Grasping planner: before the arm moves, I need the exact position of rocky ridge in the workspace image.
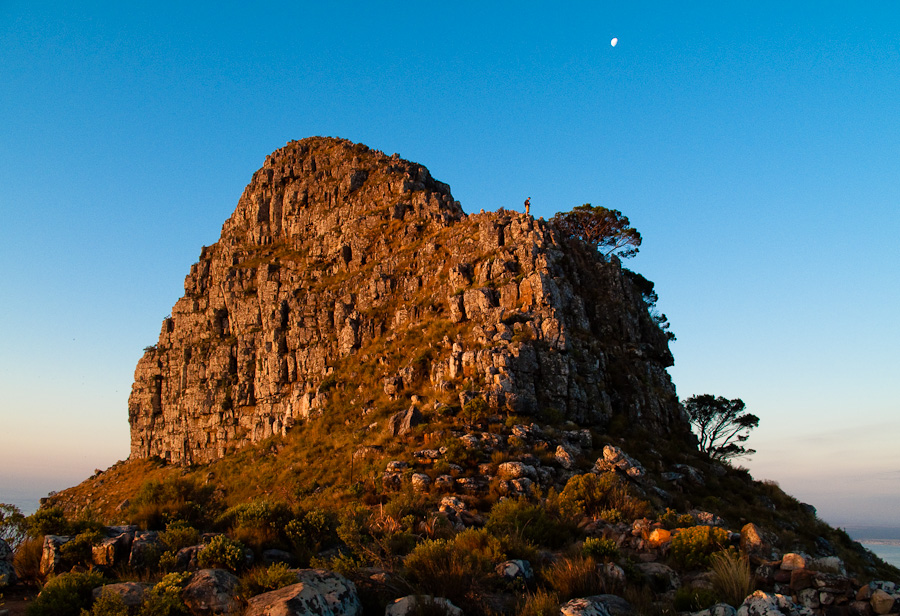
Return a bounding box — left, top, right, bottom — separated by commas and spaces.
129, 136, 686, 465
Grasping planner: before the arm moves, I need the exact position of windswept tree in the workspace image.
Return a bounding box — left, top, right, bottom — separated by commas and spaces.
684, 394, 759, 461
551, 204, 642, 258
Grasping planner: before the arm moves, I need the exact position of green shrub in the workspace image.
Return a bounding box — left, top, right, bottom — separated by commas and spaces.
26, 570, 106, 616
461, 397, 490, 423
197, 535, 245, 572
669, 526, 731, 569
138, 572, 191, 616
285, 508, 334, 559
403, 528, 505, 604
673, 586, 719, 612
26, 507, 73, 538
711, 549, 753, 607
486, 497, 570, 548
159, 521, 200, 552
238, 562, 298, 599
130, 477, 217, 530
659, 508, 697, 530
81, 587, 129, 616
216, 500, 292, 551
558, 472, 651, 521
59, 530, 103, 570
582, 536, 619, 561
542, 556, 605, 601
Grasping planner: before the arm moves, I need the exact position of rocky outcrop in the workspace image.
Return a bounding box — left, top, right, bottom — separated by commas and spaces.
129, 136, 688, 464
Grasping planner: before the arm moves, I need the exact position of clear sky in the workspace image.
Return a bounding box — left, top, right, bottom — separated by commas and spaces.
1, 1, 898, 526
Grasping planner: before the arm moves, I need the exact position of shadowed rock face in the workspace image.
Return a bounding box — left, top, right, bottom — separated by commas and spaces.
128, 136, 687, 465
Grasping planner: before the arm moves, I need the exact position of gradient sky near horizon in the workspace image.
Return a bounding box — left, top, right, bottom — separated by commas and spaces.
1, 1, 898, 525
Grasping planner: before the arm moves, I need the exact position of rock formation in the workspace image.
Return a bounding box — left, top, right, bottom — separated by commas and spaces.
129, 136, 687, 464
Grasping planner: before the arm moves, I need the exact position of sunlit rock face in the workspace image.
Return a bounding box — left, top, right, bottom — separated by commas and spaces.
128, 136, 686, 465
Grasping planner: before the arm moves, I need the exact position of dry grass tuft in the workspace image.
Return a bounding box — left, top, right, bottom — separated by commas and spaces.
711, 549, 753, 608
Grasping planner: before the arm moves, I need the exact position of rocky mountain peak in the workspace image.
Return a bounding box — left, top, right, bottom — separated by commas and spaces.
128, 137, 688, 465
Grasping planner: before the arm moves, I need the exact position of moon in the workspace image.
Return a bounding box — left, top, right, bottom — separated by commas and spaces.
611, 37, 618, 47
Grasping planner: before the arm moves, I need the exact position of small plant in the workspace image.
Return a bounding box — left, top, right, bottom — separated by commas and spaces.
82, 587, 129, 616
542, 556, 605, 601
238, 562, 298, 599
139, 572, 192, 616
403, 529, 505, 605
25, 570, 106, 616
517, 589, 560, 616
159, 520, 200, 552
668, 526, 731, 569
659, 508, 696, 530
461, 397, 490, 423
130, 476, 217, 530
197, 535, 245, 572
710, 549, 753, 607
486, 497, 570, 549
216, 500, 292, 551
59, 529, 103, 570
582, 536, 619, 561
673, 586, 719, 612
13, 536, 44, 583
557, 472, 651, 521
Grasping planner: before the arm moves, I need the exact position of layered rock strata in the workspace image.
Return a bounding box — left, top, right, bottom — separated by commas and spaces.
129, 137, 686, 464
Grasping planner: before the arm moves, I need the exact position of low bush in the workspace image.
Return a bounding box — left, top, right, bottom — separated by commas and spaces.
197, 535, 245, 572
285, 507, 334, 560
669, 526, 731, 569
542, 556, 606, 601
82, 587, 129, 616
139, 572, 191, 616
25, 507, 74, 538
403, 528, 505, 605
129, 477, 216, 530
238, 562, 298, 599
486, 497, 571, 549
659, 508, 696, 530
217, 500, 292, 552
25, 570, 106, 616
673, 586, 719, 612
58, 530, 103, 570
582, 536, 619, 561
159, 521, 200, 552
557, 472, 651, 522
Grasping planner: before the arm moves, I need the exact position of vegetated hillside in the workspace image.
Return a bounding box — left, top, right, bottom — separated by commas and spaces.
39, 137, 897, 616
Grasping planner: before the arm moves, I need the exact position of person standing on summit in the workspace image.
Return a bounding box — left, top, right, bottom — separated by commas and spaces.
524, 197, 531, 216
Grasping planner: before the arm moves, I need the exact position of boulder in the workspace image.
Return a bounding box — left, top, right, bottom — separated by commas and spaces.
386, 406, 424, 437
385, 595, 462, 616
181, 569, 241, 616
590, 594, 633, 616
561, 597, 613, 616
0, 560, 16, 587
496, 559, 534, 582
129, 531, 161, 569
635, 562, 680, 592
92, 533, 132, 567
555, 444, 577, 469
0, 538, 12, 562
691, 604, 738, 616
262, 549, 297, 567
737, 590, 816, 616
92, 582, 151, 608
781, 553, 808, 571
741, 523, 774, 564
40, 534, 73, 575
870, 590, 899, 615
411, 473, 431, 492
245, 569, 361, 616
498, 461, 536, 480
594, 445, 644, 478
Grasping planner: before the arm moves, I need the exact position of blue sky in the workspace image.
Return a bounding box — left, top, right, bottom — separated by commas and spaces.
1, 1, 898, 525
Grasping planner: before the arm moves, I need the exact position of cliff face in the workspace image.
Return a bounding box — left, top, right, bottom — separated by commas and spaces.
129, 137, 686, 464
